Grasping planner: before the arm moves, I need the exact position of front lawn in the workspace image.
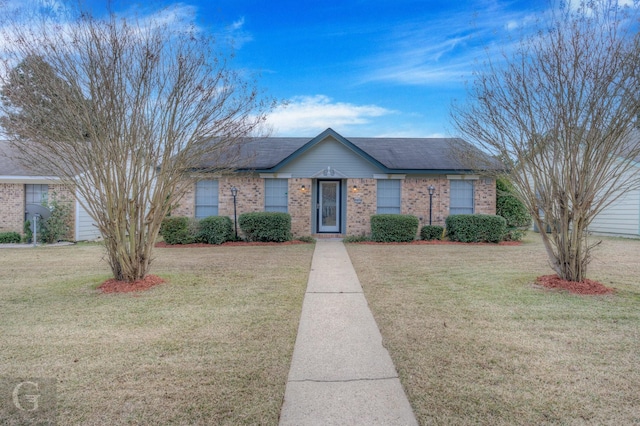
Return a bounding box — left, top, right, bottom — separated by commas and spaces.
346, 233, 640, 425
0, 243, 314, 425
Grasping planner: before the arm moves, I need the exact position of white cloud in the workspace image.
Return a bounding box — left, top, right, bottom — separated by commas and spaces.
361, 4, 542, 87
265, 95, 394, 136
221, 16, 253, 49
506, 20, 519, 30
230, 17, 245, 31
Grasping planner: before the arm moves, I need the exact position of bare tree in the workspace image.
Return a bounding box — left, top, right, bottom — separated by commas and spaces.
452, 0, 640, 282
0, 7, 272, 282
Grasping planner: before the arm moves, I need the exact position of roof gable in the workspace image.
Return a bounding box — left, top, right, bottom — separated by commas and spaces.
275, 133, 384, 177
267, 128, 387, 172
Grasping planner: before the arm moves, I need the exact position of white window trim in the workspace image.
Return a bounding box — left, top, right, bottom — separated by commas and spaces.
190, 173, 222, 179
373, 174, 406, 180
446, 174, 479, 180
260, 173, 292, 179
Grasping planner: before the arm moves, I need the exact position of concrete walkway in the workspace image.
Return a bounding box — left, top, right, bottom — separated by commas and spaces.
279, 240, 418, 426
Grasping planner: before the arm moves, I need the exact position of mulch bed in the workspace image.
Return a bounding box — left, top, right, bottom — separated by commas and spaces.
98, 274, 166, 294
536, 274, 615, 295
155, 240, 309, 248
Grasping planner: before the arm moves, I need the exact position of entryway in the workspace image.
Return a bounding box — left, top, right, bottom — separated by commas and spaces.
317, 180, 341, 233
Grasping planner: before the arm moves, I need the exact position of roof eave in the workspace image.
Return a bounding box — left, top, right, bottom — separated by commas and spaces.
0, 175, 62, 183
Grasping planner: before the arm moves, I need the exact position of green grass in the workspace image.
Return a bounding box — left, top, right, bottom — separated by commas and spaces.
0, 243, 314, 425
4, 234, 640, 425
346, 233, 640, 425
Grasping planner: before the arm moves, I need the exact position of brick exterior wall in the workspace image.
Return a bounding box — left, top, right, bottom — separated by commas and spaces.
346, 178, 377, 236
401, 177, 449, 227
171, 181, 195, 217
0, 183, 25, 234
170, 174, 497, 238
289, 178, 312, 236
0, 183, 76, 239
218, 176, 264, 217
473, 178, 497, 216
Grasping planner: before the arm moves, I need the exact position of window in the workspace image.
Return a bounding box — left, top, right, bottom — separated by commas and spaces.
377, 179, 401, 214
450, 180, 474, 214
265, 179, 288, 212
25, 184, 48, 205
195, 180, 218, 218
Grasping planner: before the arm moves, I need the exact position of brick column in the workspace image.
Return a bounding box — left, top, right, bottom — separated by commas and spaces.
289, 178, 312, 237
346, 178, 377, 236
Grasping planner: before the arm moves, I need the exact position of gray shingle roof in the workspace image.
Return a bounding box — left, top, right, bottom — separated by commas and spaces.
2, 129, 503, 176
236, 137, 310, 169
348, 137, 479, 170
0, 140, 37, 176
199, 129, 502, 172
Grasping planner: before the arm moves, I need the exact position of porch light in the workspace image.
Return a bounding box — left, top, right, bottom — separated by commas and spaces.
301, 184, 306, 192
352, 185, 358, 192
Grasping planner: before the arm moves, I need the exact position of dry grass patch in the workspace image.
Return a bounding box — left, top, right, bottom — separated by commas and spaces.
346, 234, 640, 425
0, 243, 314, 425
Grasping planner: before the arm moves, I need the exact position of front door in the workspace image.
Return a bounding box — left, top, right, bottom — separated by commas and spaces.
317, 180, 340, 233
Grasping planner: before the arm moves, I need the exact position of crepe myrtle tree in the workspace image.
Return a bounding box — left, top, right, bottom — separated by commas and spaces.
452, 0, 640, 282
0, 7, 273, 282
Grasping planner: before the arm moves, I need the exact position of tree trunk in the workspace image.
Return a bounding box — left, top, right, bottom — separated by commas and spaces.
537, 215, 589, 283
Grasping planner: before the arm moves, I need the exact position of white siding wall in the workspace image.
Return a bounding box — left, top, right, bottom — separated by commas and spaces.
280, 137, 381, 177
75, 195, 101, 241
589, 189, 640, 237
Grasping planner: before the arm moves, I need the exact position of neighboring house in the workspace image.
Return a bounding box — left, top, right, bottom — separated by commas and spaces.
587, 158, 640, 238
171, 128, 501, 237
588, 191, 640, 237
0, 140, 101, 241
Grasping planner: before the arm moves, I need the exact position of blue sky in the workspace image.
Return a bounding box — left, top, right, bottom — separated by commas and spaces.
201, 0, 545, 137
7, 0, 551, 137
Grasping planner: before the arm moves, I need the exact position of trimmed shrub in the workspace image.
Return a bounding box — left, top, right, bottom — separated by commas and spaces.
238, 212, 292, 242
370, 214, 419, 242
160, 216, 196, 245
420, 225, 444, 241
0, 232, 21, 244
297, 235, 316, 243
496, 178, 531, 242
446, 214, 507, 243
496, 178, 531, 228
503, 227, 526, 242
40, 193, 72, 243
23, 220, 33, 243
198, 216, 233, 245
342, 234, 370, 243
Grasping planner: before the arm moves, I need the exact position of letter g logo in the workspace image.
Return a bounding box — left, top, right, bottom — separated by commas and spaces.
12, 381, 40, 412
